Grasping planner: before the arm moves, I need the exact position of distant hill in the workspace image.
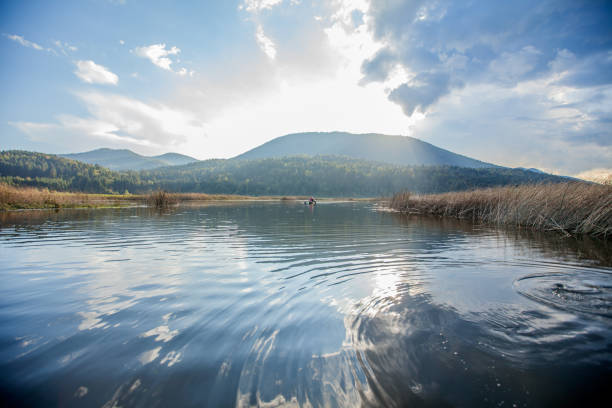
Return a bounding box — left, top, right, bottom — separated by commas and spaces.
0, 150, 141, 193
143, 155, 562, 196
516, 167, 546, 174
61, 148, 198, 171
235, 132, 494, 168
153, 152, 199, 166
0, 150, 570, 196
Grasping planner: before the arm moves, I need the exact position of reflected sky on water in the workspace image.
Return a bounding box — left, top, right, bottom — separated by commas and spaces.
0, 202, 610, 407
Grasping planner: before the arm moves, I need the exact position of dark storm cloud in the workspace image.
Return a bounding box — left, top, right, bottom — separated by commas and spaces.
388, 72, 463, 115
362, 0, 612, 113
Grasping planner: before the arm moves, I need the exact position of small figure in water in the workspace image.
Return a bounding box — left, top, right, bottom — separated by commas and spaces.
309, 196, 316, 205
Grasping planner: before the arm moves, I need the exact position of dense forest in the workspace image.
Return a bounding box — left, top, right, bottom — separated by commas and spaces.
1, 150, 567, 196
0, 151, 151, 193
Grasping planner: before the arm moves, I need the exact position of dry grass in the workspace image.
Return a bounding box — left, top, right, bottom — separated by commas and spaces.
0, 183, 95, 209
147, 190, 178, 208
389, 182, 612, 238
0, 184, 321, 210
0, 183, 143, 209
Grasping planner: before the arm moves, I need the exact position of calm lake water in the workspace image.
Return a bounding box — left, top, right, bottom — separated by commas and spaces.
1, 202, 611, 407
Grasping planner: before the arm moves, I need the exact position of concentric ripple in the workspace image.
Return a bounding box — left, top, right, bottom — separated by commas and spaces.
0, 203, 611, 407
514, 269, 612, 318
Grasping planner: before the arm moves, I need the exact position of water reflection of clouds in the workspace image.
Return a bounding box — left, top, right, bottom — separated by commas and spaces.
140, 313, 178, 343
2, 204, 611, 407
160, 350, 182, 367
138, 347, 161, 365
74, 253, 181, 332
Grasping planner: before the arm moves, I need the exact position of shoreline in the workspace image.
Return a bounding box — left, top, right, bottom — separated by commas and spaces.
0, 184, 377, 211
388, 182, 612, 239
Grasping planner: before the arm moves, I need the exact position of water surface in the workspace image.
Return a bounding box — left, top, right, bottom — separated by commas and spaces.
1, 202, 611, 407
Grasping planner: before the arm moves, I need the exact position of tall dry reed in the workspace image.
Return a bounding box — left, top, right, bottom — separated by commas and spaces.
0, 183, 90, 209
389, 182, 612, 238
147, 190, 178, 208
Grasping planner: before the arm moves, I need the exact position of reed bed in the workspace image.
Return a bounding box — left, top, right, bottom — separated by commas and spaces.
0, 184, 315, 210
389, 182, 612, 238
147, 190, 178, 208
0, 183, 97, 209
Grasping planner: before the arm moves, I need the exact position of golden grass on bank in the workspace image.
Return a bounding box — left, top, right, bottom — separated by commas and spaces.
389, 182, 612, 238
0, 183, 96, 209
0, 184, 320, 210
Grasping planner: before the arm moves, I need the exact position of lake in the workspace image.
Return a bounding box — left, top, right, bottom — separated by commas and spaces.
1, 202, 611, 407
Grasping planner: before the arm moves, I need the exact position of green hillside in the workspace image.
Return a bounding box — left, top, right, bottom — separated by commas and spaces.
0, 150, 148, 193
1, 150, 567, 196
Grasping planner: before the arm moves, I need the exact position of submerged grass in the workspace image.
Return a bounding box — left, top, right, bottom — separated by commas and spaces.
389, 182, 612, 239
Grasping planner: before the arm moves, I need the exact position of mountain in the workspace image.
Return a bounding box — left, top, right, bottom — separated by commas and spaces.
143, 155, 560, 196
152, 152, 199, 166
235, 132, 494, 168
1, 150, 569, 196
0, 150, 141, 193
61, 148, 198, 171
516, 167, 547, 174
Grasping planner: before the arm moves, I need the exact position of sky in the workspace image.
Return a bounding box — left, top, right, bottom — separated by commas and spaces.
0, 0, 611, 176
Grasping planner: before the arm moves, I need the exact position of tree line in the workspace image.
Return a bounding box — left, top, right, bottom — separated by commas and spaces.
0, 150, 566, 196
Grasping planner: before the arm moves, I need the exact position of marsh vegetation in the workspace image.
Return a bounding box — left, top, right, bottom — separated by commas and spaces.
389, 182, 612, 238
0, 183, 313, 210
0, 183, 129, 210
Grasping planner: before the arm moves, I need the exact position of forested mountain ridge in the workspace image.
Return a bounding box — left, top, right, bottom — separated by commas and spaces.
1, 150, 567, 196
0, 150, 149, 193
236, 132, 494, 168
61, 148, 198, 171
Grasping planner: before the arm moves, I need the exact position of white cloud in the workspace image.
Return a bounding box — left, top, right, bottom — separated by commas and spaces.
240, 0, 283, 12
4, 33, 78, 56
10, 91, 208, 153
574, 168, 612, 184
119, 39, 125, 45
53, 40, 78, 55
72, 91, 207, 146
489, 46, 542, 86
409, 79, 612, 174
4, 34, 44, 50
74, 60, 119, 85
163, 0, 411, 159
176, 67, 195, 77
8, 121, 57, 140
350, 0, 612, 173
58, 114, 126, 141
255, 24, 276, 60
193, 72, 412, 158
8, 0, 608, 174
133, 43, 180, 71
